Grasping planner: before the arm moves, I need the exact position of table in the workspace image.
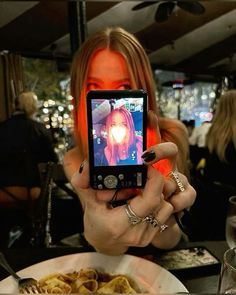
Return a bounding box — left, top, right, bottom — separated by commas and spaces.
175, 240, 228, 293
0, 240, 229, 293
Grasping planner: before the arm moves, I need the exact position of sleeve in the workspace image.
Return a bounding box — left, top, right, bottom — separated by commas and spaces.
189, 128, 198, 146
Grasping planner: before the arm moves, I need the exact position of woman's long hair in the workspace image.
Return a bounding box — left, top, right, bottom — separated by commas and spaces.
70, 26, 189, 175
206, 90, 236, 162
105, 107, 136, 165
70, 27, 157, 157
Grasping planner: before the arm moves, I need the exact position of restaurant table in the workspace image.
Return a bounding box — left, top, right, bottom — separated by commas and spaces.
0, 240, 229, 293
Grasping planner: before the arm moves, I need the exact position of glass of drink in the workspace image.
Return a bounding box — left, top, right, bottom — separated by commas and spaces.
218, 247, 236, 294
226, 196, 236, 248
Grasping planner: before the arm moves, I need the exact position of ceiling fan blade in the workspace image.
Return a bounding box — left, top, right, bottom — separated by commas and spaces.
177, 1, 205, 15
155, 1, 175, 23
132, 1, 157, 11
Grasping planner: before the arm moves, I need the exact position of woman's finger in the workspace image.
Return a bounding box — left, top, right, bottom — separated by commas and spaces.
71, 160, 127, 202
162, 171, 196, 211
129, 166, 164, 217
154, 200, 174, 225
71, 160, 90, 189
147, 110, 161, 147
142, 142, 178, 176
169, 183, 196, 212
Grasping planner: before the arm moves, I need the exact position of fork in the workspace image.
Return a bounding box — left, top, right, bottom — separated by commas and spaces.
0, 252, 43, 293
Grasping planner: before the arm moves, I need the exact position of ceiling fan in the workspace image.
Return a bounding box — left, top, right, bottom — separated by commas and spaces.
132, 1, 205, 23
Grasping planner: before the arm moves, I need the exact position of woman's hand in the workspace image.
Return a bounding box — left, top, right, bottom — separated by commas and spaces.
145, 111, 196, 215
65, 110, 196, 254
142, 144, 196, 214
141, 140, 196, 247
71, 140, 192, 255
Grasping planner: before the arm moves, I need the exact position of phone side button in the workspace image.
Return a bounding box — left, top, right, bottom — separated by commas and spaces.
137, 172, 142, 186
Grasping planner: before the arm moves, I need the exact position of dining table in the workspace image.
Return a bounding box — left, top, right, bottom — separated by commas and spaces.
0, 239, 229, 293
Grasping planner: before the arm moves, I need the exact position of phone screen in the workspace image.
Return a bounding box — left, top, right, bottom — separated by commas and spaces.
90, 96, 145, 167
86, 90, 147, 189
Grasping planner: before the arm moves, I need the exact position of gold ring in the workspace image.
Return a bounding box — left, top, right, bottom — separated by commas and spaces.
169, 170, 186, 192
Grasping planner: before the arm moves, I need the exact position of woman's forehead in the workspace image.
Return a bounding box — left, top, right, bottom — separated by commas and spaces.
88, 49, 129, 77
111, 111, 125, 121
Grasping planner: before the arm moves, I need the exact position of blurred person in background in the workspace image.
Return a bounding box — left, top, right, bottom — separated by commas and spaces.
189, 121, 212, 149
63, 27, 196, 255
188, 90, 236, 241
0, 91, 57, 248
204, 90, 236, 187
182, 119, 195, 137
189, 120, 212, 174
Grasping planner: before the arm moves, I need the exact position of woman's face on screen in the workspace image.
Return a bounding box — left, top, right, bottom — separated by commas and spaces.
110, 112, 128, 144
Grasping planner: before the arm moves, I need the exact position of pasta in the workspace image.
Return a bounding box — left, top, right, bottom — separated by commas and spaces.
38, 268, 145, 293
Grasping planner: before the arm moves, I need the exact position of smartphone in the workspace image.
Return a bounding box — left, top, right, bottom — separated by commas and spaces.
154, 246, 221, 276
86, 89, 147, 190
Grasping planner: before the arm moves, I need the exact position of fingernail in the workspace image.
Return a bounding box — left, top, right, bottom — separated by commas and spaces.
141, 150, 156, 162
79, 162, 84, 173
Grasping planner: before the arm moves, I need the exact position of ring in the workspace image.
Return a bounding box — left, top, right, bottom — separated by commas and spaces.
124, 204, 168, 232
169, 170, 185, 192
124, 204, 143, 225
143, 215, 168, 232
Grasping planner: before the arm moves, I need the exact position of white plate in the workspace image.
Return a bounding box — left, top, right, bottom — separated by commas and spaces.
0, 252, 188, 293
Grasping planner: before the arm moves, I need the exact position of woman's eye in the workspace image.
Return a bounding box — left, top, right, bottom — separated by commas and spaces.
87, 83, 100, 91
120, 123, 127, 128
117, 84, 131, 90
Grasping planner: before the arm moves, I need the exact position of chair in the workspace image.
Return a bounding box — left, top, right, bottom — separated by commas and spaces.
0, 153, 43, 248
30, 162, 54, 247
32, 162, 84, 247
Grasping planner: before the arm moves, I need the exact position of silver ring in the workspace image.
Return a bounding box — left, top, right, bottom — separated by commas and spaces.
124, 204, 143, 225
169, 170, 185, 192
124, 204, 168, 232
143, 215, 168, 232
143, 215, 159, 228
159, 223, 169, 232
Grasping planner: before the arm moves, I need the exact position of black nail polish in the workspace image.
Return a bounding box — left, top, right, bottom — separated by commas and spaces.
141, 150, 156, 162
79, 162, 84, 173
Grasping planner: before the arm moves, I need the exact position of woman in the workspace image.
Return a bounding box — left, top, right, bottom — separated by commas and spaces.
0, 91, 57, 247
63, 27, 196, 254
101, 106, 142, 166
204, 90, 236, 187
0, 91, 57, 204
187, 90, 236, 241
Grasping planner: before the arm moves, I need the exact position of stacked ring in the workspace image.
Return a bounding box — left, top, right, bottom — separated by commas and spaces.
143, 215, 168, 232
124, 204, 168, 232
124, 204, 143, 225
